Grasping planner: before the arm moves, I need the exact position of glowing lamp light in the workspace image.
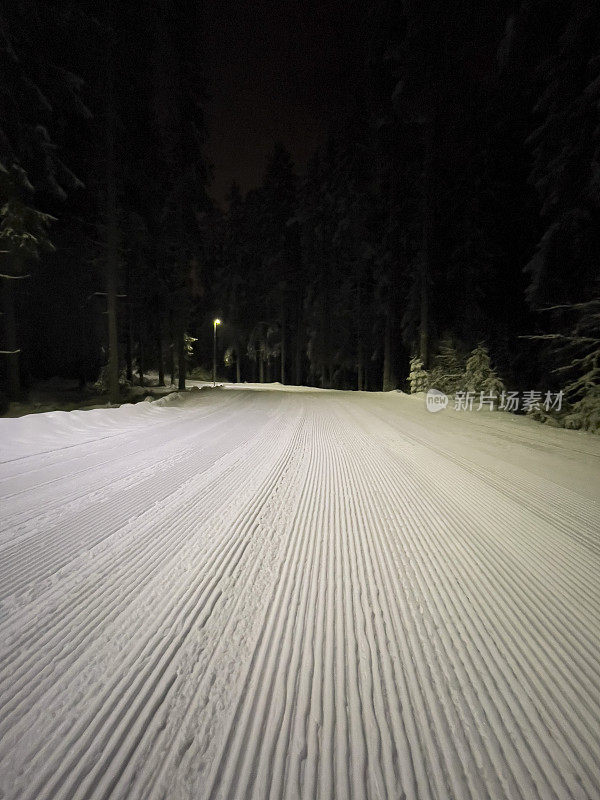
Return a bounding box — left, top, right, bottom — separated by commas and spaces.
213, 319, 222, 386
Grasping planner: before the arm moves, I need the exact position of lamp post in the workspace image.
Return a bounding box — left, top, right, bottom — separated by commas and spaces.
213, 318, 221, 386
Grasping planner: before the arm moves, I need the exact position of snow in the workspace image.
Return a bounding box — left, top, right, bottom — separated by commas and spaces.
0, 385, 599, 800
2, 377, 179, 419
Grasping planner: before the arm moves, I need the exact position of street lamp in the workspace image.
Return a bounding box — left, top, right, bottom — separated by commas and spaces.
213, 318, 221, 386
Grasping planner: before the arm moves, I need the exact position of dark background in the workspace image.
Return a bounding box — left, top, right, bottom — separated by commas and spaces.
202, 0, 365, 205
0, 0, 598, 424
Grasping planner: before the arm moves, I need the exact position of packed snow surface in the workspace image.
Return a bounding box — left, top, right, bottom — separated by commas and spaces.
1, 385, 599, 800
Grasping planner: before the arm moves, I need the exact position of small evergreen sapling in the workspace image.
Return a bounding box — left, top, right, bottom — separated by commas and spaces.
408, 356, 428, 393
463, 344, 505, 396
428, 340, 465, 394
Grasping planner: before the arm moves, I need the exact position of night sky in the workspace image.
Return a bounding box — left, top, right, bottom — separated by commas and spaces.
201, 0, 364, 206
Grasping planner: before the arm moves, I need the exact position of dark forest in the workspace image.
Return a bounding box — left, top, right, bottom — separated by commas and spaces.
1, 0, 599, 429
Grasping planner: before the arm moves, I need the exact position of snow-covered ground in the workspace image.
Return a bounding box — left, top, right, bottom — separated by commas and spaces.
0, 385, 599, 800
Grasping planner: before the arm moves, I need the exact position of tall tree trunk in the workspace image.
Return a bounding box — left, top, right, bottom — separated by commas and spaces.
156, 317, 165, 386
356, 279, 363, 391
125, 313, 133, 384
280, 296, 286, 384
168, 308, 175, 385
177, 324, 186, 390
259, 352, 264, 383
235, 340, 241, 383
2, 279, 20, 399
294, 313, 303, 387
357, 339, 364, 392
125, 266, 133, 384
322, 311, 331, 389
382, 307, 395, 391
363, 323, 369, 392
419, 272, 428, 366
322, 266, 333, 388
138, 325, 145, 387
419, 115, 435, 367
104, 12, 120, 405
105, 246, 120, 404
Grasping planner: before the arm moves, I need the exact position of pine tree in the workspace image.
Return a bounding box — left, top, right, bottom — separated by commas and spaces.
260, 143, 299, 385
387, 2, 502, 365
152, 0, 208, 391
299, 148, 337, 387
529, 298, 600, 432
564, 387, 600, 433
428, 339, 465, 394
102, 6, 121, 404
463, 344, 505, 395
0, 167, 55, 397
0, 1, 85, 398
523, 0, 600, 309
330, 120, 377, 391
216, 182, 250, 382
555, 300, 600, 398
297, 127, 379, 390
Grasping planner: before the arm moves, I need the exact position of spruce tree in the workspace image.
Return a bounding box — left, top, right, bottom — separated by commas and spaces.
428, 339, 465, 394
529, 298, 600, 432
524, 0, 600, 309
0, 1, 85, 398
463, 344, 505, 395
0, 167, 55, 397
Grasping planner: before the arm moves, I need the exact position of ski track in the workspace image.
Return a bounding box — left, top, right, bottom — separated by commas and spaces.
0, 387, 599, 800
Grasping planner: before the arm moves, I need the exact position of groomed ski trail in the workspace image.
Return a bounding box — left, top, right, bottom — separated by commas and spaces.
0, 386, 599, 800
